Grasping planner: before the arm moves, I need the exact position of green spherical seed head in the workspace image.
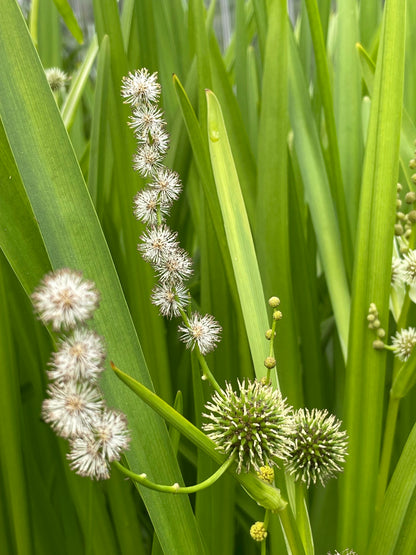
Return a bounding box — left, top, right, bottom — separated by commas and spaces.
373, 339, 385, 351
264, 356, 276, 369
406, 191, 416, 204
273, 310, 283, 321
265, 329, 274, 340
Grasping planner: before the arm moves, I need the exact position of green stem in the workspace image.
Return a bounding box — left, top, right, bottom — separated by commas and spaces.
113, 455, 235, 494
375, 394, 400, 512
295, 481, 315, 555
29, 0, 39, 49
278, 504, 306, 555
261, 510, 271, 555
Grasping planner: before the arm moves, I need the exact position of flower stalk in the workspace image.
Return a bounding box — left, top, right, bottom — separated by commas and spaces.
113, 455, 235, 494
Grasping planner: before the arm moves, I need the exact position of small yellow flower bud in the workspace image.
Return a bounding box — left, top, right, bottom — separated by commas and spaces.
396, 198, 402, 208
257, 465, 275, 484
373, 339, 385, 351
377, 328, 386, 339
409, 159, 416, 169
273, 310, 283, 321
265, 329, 274, 340
250, 522, 267, 542
264, 356, 276, 369
397, 183, 403, 192
369, 302, 377, 312
373, 319, 381, 329
405, 229, 412, 239
268, 296, 280, 308
412, 174, 416, 184
260, 376, 270, 385
405, 191, 416, 204
367, 314, 375, 322
397, 212, 405, 220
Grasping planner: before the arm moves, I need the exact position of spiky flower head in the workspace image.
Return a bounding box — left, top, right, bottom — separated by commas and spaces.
285, 408, 348, 488
32, 268, 100, 331
151, 282, 190, 318
45, 67, 68, 92
250, 522, 267, 542
133, 188, 170, 225
392, 327, 416, 361
178, 312, 222, 355
401, 249, 416, 286
203, 380, 294, 473
48, 328, 106, 383
121, 68, 161, 106
133, 143, 163, 177
149, 167, 182, 205
138, 224, 179, 265
42, 381, 104, 439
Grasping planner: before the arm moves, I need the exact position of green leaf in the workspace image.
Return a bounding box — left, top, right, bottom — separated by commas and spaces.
0, 2, 207, 553
51, 0, 83, 44
61, 35, 98, 130
368, 421, 416, 553
339, 0, 406, 550
206, 90, 269, 378
288, 25, 350, 357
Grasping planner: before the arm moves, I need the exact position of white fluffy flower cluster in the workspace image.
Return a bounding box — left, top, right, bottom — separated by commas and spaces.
32, 269, 130, 480
122, 69, 221, 355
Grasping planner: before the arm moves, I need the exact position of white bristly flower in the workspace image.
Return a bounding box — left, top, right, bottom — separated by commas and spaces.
149, 167, 182, 205
42, 381, 104, 438
151, 282, 190, 318
67, 436, 110, 480
154, 247, 193, 285
392, 327, 416, 361
48, 328, 106, 383
285, 408, 348, 488
401, 249, 416, 286
391, 257, 404, 286
129, 104, 165, 136
121, 68, 161, 106
67, 409, 130, 480
149, 127, 170, 156
92, 409, 130, 462
133, 143, 163, 177
178, 312, 222, 355
32, 268, 100, 331
138, 225, 179, 264
45, 67, 68, 92
133, 188, 170, 225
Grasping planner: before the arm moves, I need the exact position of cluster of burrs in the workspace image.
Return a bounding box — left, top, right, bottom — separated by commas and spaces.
32, 269, 130, 480
121, 68, 222, 356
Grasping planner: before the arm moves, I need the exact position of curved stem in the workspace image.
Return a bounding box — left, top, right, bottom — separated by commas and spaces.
113, 455, 235, 494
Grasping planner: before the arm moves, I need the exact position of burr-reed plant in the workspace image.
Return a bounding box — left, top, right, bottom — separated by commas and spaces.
2, 0, 416, 554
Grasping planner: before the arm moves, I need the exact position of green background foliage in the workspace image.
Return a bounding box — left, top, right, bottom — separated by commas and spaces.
0, 0, 415, 553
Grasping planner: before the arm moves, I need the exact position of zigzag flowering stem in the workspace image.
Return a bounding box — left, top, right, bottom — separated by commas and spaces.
113, 454, 235, 494
111, 362, 286, 510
